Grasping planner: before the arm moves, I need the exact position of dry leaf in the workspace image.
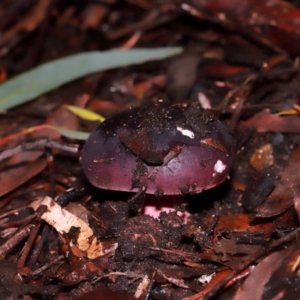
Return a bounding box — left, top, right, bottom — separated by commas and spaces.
30, 196, 117, 259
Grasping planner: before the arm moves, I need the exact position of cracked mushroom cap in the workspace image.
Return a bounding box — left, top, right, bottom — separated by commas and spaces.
82, 102, 233, 195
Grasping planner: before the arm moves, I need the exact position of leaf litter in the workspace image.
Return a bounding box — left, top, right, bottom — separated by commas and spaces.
1, 1, 300, 299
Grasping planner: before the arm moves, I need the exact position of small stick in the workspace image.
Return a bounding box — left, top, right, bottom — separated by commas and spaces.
0, 224, 35, 259
0, 138, 79, 162
17, 223, 41, 269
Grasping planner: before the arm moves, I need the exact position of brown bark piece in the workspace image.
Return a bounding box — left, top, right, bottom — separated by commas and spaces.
255, 145, 300, 218
189, 0, 300, 54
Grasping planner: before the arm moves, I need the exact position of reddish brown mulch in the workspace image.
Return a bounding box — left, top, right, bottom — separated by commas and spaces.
1, 1, 300, 299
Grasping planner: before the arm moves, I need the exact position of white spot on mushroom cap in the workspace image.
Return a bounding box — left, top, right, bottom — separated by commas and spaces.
214, 160, 227, 173
176, 126, 195, 139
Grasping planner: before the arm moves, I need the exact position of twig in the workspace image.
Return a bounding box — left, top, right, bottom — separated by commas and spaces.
0, 224, 35, 259
0, 138, 79, 162
17, 223, 41, 269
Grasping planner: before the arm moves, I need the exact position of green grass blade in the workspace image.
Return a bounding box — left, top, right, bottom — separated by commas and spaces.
53, 127, 89, 140
0, 47, 182, 112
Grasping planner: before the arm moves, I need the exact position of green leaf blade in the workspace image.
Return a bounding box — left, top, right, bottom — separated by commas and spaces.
0, 47, 182, 112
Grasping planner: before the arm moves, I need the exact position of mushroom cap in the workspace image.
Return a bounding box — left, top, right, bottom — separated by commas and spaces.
82, 102, 233, 195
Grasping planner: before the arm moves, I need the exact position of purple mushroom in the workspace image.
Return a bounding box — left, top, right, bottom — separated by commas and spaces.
82, 102, 233, 196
